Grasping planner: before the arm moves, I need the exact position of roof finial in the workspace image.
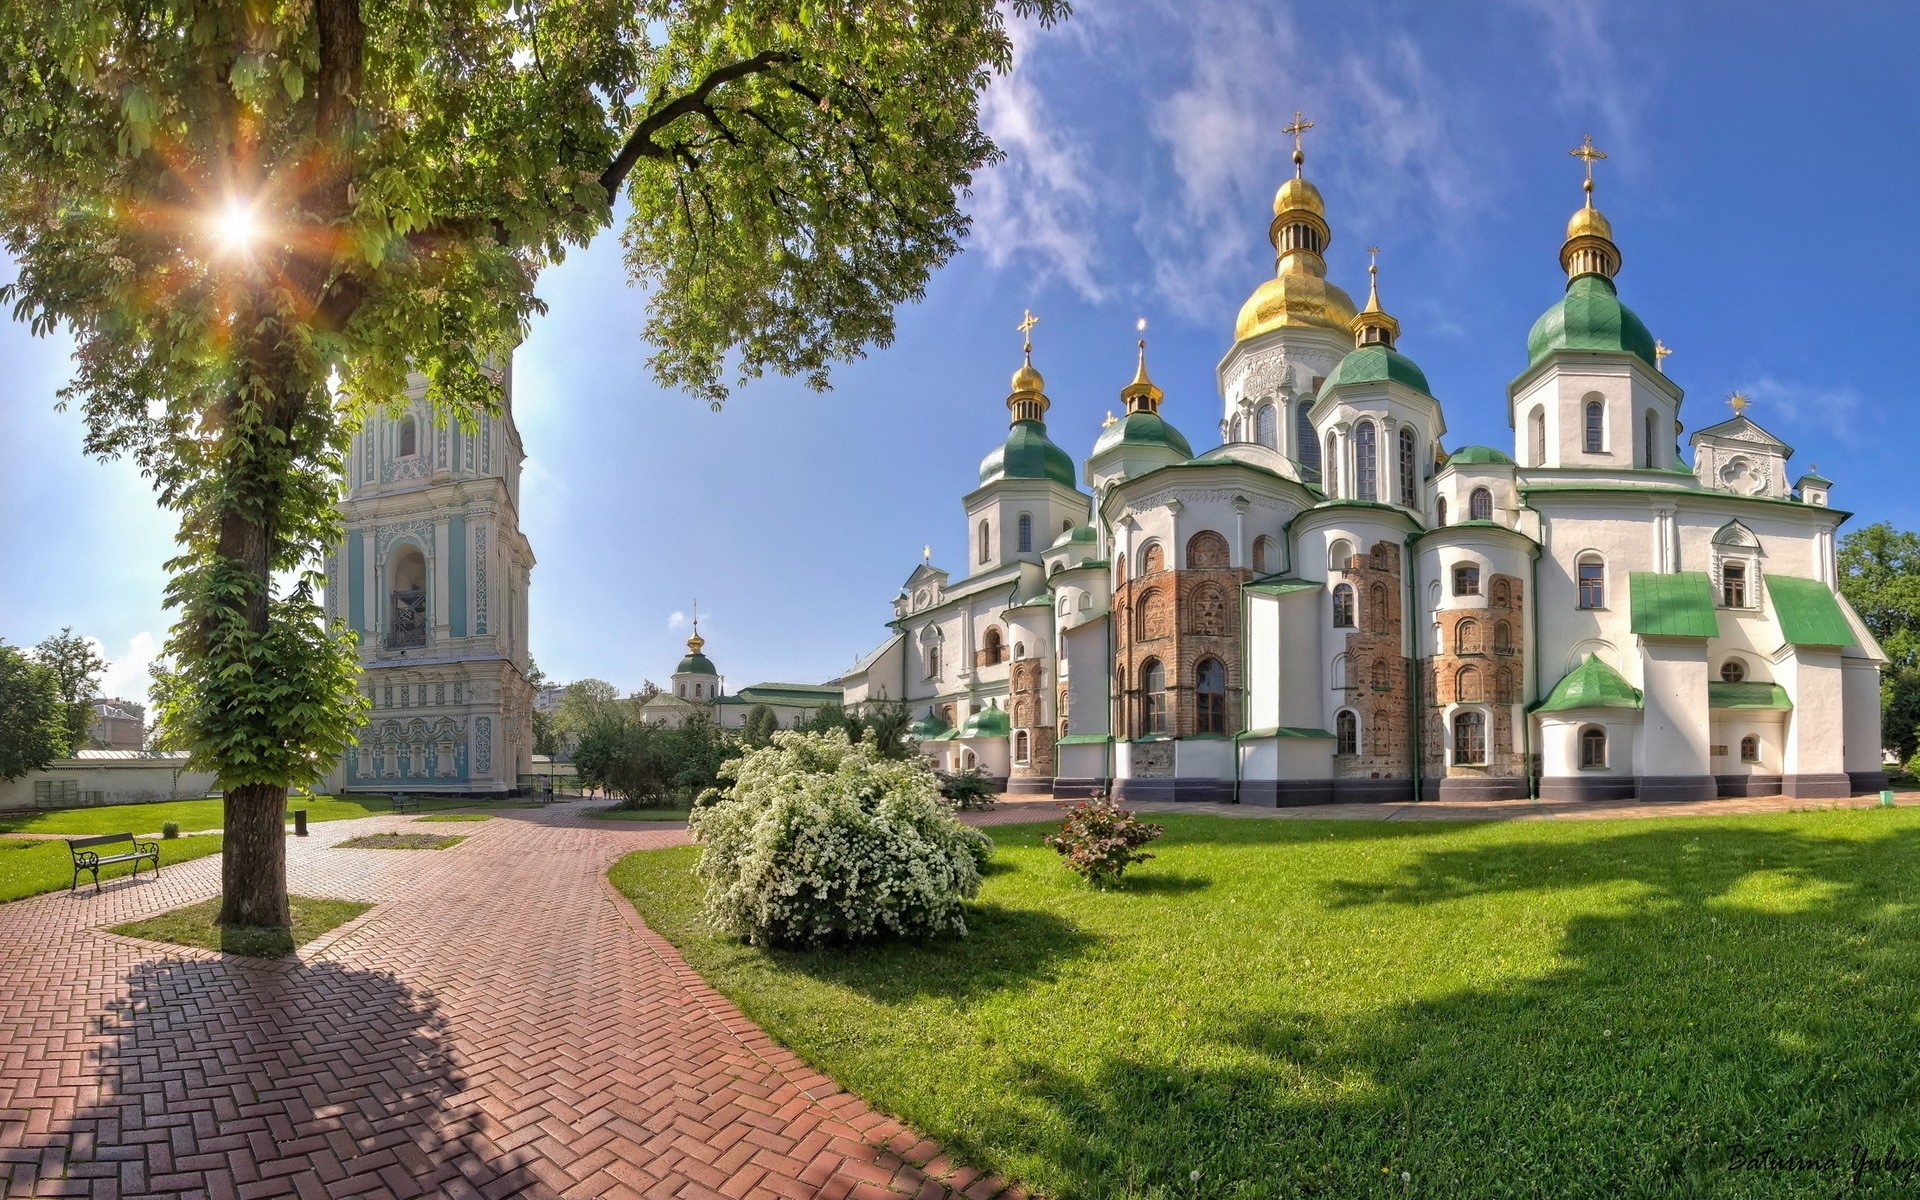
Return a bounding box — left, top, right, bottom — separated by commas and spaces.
1728, 390, 1750, 416
922, 544, 932, 562
1283, 110, 1314, 177
1121, 317, 1164, 414
1654, 340, 1672, 373
1017, 308, 1039, 361
1571, 133, 1607, 207
1351, 245, 1399, 349
1365, 245, 1382, 308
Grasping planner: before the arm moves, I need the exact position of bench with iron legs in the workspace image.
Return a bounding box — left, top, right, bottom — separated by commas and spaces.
66, 832, 161, 895
390, 794, 421, 813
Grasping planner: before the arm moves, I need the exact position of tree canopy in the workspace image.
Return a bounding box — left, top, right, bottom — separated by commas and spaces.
0, 640, 68, 782
1839, 523, 1920, 762
34, 628, 108, 750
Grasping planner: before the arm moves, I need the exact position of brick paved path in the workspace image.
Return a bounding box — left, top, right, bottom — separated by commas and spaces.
0, 802, 1038, 1200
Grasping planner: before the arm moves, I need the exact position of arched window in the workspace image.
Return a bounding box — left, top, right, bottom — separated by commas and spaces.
397, 415, 419, 459
1139, 658, 1168, 735
1585, 398, 1604, 453
1196, 658, 1228, 734
1253, 535, 1275, 575
1336, 710, 1358, 755
1355, 421, 1378, 501
1577, 555, 1605, 609
1017, 513, 1033, 553
1014, 730, 1030, 764
1494, 621, 1513, 654
1134, 588, 1162, 642
1329, 538, 1352, 572
1186, 530, 1230, 569
1453, 564, 1480, 596
1490, 578, 1511, 607
1332, 583, 1356, 628
678, 683, 687, 697
1436, 496, 1448, 527
1452, 710, 1486, 765
982, 626, 1004, 664
1297, 405, 1321, 479
1050, 562, 1064, 578
1740, 735, 1760, 763
1469, 487, 1493, 522
1399, 428, 1417, 506
387, 545, 428, 649
1457, 619, 1482, 654
1324, 431, 1340, 495
1331, 652, 1349, 691
1230, 416, 1245, 443
1369, 583, 1388, 627
1140, 542, 1164, 575
1457, 665, 1482, 701
978, 519, 991, 564
1256, 402, 1278, 448
1580, 726, 1608, 769
1643, 409, 1658, 469
1530, 408, 1547, 466
927, 646, 942, 678
1014, 641, 1026, 659
1721, 658, 1747, 683
1370, 659, 1391, 692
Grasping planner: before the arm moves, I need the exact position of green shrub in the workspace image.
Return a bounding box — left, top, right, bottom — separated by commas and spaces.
161, 821, 180, 840
1043, 798, 1163, 887
936, 766, 997, 810
690, 730, 991, 947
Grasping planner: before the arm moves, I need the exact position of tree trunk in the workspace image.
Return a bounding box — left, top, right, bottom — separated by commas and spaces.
219, 782, 290, 928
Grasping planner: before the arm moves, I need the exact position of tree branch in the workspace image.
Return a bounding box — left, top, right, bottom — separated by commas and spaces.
599, 48, 800, 203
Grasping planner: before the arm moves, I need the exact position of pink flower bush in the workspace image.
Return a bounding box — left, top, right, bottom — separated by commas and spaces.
1043, 798, 1163, 887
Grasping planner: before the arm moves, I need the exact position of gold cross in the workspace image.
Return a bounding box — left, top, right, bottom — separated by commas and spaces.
1654, 340, 1672, 373
1366, 245, 1381, 277
1728, 390, 1750, 416
1283, 110, 1314, 175
1103, 410, 1118, 428
1570, 133, 1607, 198
1017, 308, 1039, 354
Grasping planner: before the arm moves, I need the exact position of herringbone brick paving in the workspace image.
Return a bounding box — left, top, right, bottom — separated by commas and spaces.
0, 801, 1045, 1200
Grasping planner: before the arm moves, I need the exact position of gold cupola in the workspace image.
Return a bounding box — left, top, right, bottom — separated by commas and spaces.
1233, 111, 1358, 342
1560, 133, 1621, 281
1007, 308, 1049, 423
1351, 246, 1400, 349
1121, 323, 1164, 415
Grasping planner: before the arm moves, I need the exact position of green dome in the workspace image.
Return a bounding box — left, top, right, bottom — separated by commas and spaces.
676, 653, 717, 676
980, 420, 1077, 488
1446, 445, 1515, 467
1525, 274, 1657, 369
1319, 343, 1432, 397
1051, 524, 1097, 549
959, 706, 1012, 738
1091, 411, 1194, 460
1535, 654, 1643, 713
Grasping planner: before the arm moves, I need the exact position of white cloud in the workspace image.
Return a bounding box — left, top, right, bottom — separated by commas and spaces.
667, 610, 688, 631
1732, 375, 1868, 448
93, 631, 160, 706
1505, 0, 1645, 169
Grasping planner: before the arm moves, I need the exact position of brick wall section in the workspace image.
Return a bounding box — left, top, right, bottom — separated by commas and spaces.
1009, 658, 1055, 778
1113, 536, 1247, 740
1420, 572, 1528, 778
1336, 541, 1411, 779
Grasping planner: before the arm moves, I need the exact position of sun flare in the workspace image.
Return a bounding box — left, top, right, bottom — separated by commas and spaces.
212, 200, 260, 253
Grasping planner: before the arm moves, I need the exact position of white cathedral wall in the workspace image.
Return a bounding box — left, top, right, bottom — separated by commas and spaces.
1061, 619, 1109, 740
1539, 713, 1638, 777
1777, 649, 1847, 779
1843, 658, 1885, 777
1511, 357, 1679, 472
1636, 640, 1711, 779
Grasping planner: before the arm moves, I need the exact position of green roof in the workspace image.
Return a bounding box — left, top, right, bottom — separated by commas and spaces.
1091, 410, 1194, 460
1767, 575, 1856, 647
1525, 274, 1658, 371
1708, 682, 1792, 710
907, 713, 953, 738
1319, 343, 1431, 397
1056, 733, 1113, 745
733, 683, 844, 704
1446, 445, 1515, 467
1244, 578, 1321, 597
1051, 524, 1098, 549
1629, 572, 1719, 638
958, 707, 1011, 738
1237, 726, 1337, 740
675, 653, 717, 675
980, 419, 1077, 488
1797, 470, 1834, 487
1535, 655, 1643, 713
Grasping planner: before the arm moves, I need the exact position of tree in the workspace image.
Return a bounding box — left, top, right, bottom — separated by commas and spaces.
553, 678, 623, 752
797, 700, 862, 740
0, 0, 1067, 930
858, 698, 915, 760
32, 628, 107, 752
0, 640, 68, 781
1839, 523, 1920, 758
742, 703, 781, 747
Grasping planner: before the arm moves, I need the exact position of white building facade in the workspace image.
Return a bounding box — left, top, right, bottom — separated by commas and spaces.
843, 143, 1885, 803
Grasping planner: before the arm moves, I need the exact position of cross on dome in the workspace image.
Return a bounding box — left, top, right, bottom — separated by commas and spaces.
1283, 110, 1314, 175
1570, 133, 1608, 203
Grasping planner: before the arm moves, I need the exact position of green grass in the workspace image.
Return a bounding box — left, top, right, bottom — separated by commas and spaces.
613, 809, 1920, 1199
111, 894, 372, 958
0, 794, 542, 837
587, 803, 694, 821
414, 813, 493, 823
335, 833, 465, 850
0, 833, 224, 904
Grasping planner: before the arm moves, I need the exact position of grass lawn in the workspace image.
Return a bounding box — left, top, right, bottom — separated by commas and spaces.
588, 803, 693, 821
0, 833, 224, 904
111, 894, 372, 958
415, 813, 492, 823
0, 794, 539, 837
614, 809, 1920, 1199
335, 833, 465, 850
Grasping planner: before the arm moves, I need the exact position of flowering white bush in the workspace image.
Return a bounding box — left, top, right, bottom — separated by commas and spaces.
689, 730, 992, 947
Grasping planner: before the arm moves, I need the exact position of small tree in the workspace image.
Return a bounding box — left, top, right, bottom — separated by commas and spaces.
32, 628, 107, 753
0, 640, 68, 781
859, 698, 916, 760
670, 711, 737, 798
742, 703, 781, 747
1044, 799, 1164, 888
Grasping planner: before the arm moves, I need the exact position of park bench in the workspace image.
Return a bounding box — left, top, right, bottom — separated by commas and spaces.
66, 833, 160, 896
390, 794, 422, 813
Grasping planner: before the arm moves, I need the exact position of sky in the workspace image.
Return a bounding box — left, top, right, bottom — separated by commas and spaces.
5, 0, 1920, 702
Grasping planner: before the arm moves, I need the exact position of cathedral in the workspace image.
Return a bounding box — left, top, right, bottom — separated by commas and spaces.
323, 363, 537, 794
842, 131, 1888, 805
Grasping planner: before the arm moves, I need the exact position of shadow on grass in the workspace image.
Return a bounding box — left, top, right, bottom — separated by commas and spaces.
774, 901, 1099, 1005
976, 818, 1920, 1198
1105, 871, 1210, 897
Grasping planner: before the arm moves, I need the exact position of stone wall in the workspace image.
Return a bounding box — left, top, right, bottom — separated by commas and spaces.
1420, 570, 1528, 780
1112, 535, 1246, 739
1335, 541, 1410, 779
1009, 657, 1054, 779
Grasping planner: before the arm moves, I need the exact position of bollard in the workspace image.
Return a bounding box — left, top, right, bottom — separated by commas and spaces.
1882, 790, 1896, 809
294, 808, 309, 836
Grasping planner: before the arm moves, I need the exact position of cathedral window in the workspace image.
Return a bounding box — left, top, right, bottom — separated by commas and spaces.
1018, 513, 1033, 553
1578, 556, 1605, 608
1195, 658, 1227, 734
982, 627, 1005, 664
1329, 539, 1352, 572
1370, 659, 1391, 693
398, 414, 418, 458
1721, 561, 1748, 608
1335, 710, 1358, 755
1253, 535, 1275, 575
679, 684, 686, 697
1457, 619, 1482, 654
1721, 658, 1747, 683
1469, 488, 1493, 522
1452, 711, 1487, 765
1354, 421, 1378, 501
978, 520, 991, 564
387, 546, 428, 649
1014, 730, 1030, 765
927, 646, 942, 679
1186, 530, 1230, 569
1014, 641, 1025, 659
1584, 399, 1605, 454
1740, 735, 1761, 763
1580, 726, 1608, 769
1457, 665, 1483, 701
1140, 542, 1164, 575
1530, 408, 1547, 466
1257, 403, 1278, 448
1139, 658, 1168, 735
1332, 583, 1355, 628
1297, 405, 1320, 479
1644, 409, 1658, 469
1453, 564, 1480, 596
1398, 428, 1417, 507
1435, 496, 1448, 527
1324, 432, 1339, 496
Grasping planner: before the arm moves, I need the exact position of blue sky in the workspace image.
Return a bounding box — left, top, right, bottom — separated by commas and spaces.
4, 0, 1919, 701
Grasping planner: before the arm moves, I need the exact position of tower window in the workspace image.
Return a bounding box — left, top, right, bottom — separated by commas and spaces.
1453, 564, 1480, 596
1585, 399, 1604, 454
1644, 409, 1658, 469
1578, 558, 1605, 609
1721, 561, 1748, 608
1196, 658, 1227, 734
1531, 408, 1547, 466
1469, 487, 1493, 522
1256, 403, 1278, 448
978, 520, 991, 564
1436, 496, 1448, 527
1399, 428, 1417, 507
1018, 513, 1033, 553
1324, 431, 1339, 496
1297, 405, 1320, 479
1452, 711, 1486, 766
1355, 421, 1378, 502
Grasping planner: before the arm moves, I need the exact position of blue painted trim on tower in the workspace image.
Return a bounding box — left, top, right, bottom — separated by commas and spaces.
449, 513, 468, 638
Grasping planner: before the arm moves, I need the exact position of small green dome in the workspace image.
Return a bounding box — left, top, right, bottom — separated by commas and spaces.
959, 706, 1012, 738
1446, 445, 1515, 467
1091, 411, 1194, 460
980, 420, 1077, 488
1525, 274, 1657, 369
676, 653, 717, 676
1051, 524, 1097, 549
1318, 343, 1432, 397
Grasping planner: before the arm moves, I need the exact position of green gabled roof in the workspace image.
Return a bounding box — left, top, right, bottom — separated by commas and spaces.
1319, 343, 1432, 397
1767, 575, 1856, 647
1090, 410, 1194, 460
979, 419, 1078, 488
1051, 524, 1097, 549
1796, 470, 1834, 487
1629, 572, 1719, 638
1708, 682, 1792, 710
1446, 445, 1515, 467
958, 706, 1011, 738
734, 683, 844, 705
1056, 733, 1113, 746
1237, 726, 1338, 740
1535, 655, 1643, 713
1524, 273, 1659, 370
1244, 577, 1321, 597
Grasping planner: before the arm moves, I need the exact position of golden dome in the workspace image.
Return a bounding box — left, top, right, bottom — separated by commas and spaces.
1234, 269, 1358, 341
1273, 175, 1325, 218
1565, 204, 1613, 241
1010, 359, 1045, 394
